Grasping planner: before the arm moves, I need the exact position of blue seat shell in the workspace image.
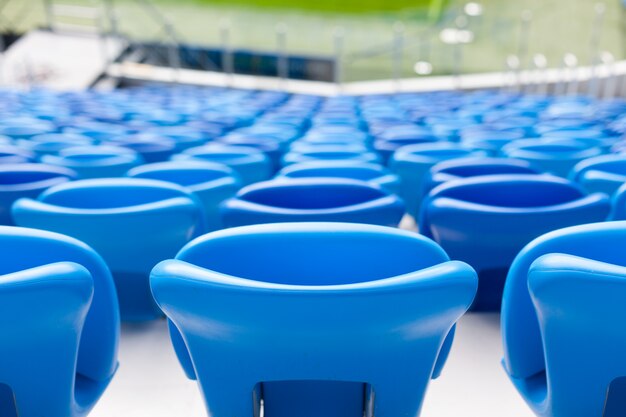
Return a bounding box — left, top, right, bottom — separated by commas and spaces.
420, 174, 611, 310
502, 222, 626, 417
0, 226, 119, 417
150, 222, 477, 417
12, 178, 203, 320
221, 178, 405, 228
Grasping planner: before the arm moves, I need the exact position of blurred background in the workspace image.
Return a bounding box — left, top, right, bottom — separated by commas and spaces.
1, 0, 625, 82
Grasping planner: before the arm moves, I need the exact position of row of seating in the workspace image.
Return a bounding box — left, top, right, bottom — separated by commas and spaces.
0, 86, 625, 417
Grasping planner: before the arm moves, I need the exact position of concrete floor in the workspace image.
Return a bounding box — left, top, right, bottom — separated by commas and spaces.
91, 313, 535, 417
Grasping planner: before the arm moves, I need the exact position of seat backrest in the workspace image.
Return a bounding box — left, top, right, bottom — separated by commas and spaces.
526, 253, 626, 416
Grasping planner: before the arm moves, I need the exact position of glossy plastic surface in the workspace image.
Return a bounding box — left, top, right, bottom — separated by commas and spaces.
277, 161, 401, 194
172, 145, 272, 186
570, 154, 626, 196
150, 222, 477, 417
422, 158, 540, 196
221, 178, 405, 228
0, 226, 119, 417
42, 146, 145, 179
12, 178, 203, 320
420, 175, 611, 310
503, 139, 604, 177
0, 164, 77, 225
389, 142, 486, 217
501, 222, 626, 417
127, 161, 241, 231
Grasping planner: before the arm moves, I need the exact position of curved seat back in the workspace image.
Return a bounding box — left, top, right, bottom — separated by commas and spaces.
221, 178, 405, 228
128, 161, 241, 231
570, 155, 626, 196
0, 226, 119, 417
12, 178, 203, 320
278, 162, 400, 194
502, 222, 626, 417
173, 145, 272, 186
421, 175, 611, 310
151, 223, 477, 417
41, 146, 144, 179
0, 164, 77, 225
389, 143, 485, 217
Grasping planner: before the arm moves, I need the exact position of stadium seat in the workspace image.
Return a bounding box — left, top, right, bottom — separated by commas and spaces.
0, 226, 119, 417
12, 178, 203, 320
0, 164, 77, 225
41, 146, 144, 179
127, 161, 241, 232
503, 139, 604, 177
422, 157, 541, 196
150, 222, 477, 417
172, 144, 272, 186
221, 178, 405, 228
389, 142, 485, 217
502, 222, 626, 417
278, 161, 401, 194
420, 175, 611, 310
570, 154, 626, 196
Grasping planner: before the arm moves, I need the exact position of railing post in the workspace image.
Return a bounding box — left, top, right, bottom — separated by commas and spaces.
392, 21, 405, 91
276, 22, 288, 81
43, 0, 54, 30
588, 3, 606, 98
219, 18, 233, 85
333, 26, 345, 92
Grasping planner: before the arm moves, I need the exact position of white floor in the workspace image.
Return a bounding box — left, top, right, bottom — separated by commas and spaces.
91, 313, 535, 417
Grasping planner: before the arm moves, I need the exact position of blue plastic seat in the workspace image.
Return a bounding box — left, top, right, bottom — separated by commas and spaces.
281, 146, 381, 167
503, 139, 604, 177
422, 157, 541, 196
389, 142, 485, 217
570, 155, 626, 196
127, 161, 241, 231
19, 133, 94, 157
12, 178, 203, 320
221, 178, 405, 228
0, 122, 56, 140
611, 183, 626, 220
460, 130, 526, 155
0, 145, 36, 165
108, 135, 177, 163
278, 161, 400, 194
501, 221, 626, 417
41, 146, 144, 179
373, 130, 441, 164
0, 164, 77, 225
0, 226, 119, 417
150, 222, 477, 417
420, 175, 611, 310
172, 145, 272, 186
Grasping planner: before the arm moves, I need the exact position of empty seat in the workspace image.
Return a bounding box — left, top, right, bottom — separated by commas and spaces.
12, 178, 203, 320
422, 157, 541, 196
42, 146, 144, 179
0, 226, 119, 417
420, 175, 611, 310
503, 139, 604, 177
570, 154, 626, 196
127, 161, 241, 232
150, 222, 477, 417
389, 142, 485, 218
281, 146, 380, 167
173, 145, 272, 186
502, 221, 626, 417
221, 178, 405, 228
0, 164, 77, 225
278, 161, 400, 194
